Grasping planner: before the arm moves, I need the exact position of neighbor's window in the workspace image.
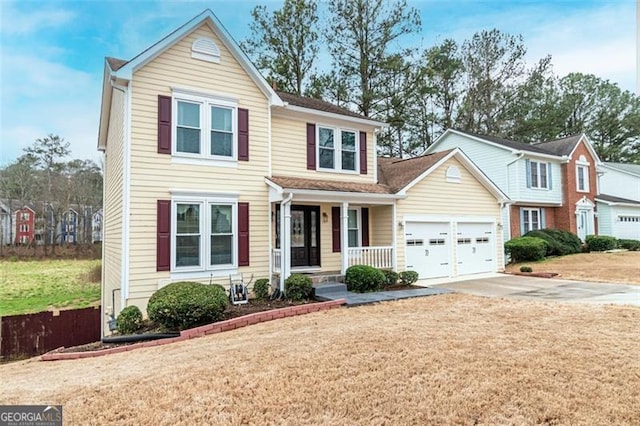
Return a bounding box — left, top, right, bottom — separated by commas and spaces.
318, 126, 359, 172
522, 208, 541, 233
528, 160, 550, 189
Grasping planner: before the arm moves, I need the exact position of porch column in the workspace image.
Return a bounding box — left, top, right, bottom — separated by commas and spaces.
392, 203, 398, 272
280, 199, 292, 293
341, 201, 349, 275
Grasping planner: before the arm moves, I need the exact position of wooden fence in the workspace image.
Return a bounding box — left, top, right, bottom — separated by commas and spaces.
1, 306, 101, 358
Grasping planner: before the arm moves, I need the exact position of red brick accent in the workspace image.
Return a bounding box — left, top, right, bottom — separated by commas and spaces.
40, 300, 347, 361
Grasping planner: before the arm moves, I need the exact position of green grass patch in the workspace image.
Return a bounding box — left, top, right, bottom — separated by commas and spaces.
0, 259, 101, 317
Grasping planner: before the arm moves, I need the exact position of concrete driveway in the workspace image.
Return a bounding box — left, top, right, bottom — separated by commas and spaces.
431, 274, 640, 306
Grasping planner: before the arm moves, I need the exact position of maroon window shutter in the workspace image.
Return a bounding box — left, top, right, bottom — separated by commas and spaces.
331, 206, 341, 252
238, 202, 250, 266
307, 123, 316, 170
238, 108, 249, 161
158, 95, 171, 154
157, 200, 171, 271
359, 131, 367, 174
361, 208, 370, 247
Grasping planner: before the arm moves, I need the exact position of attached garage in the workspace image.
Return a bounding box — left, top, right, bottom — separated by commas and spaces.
405, 219, 496, 279
596, 196, 640, 240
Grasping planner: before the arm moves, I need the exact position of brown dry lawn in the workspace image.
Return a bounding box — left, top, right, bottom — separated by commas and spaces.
506, 251, 640, 285
2, 294, 639, 425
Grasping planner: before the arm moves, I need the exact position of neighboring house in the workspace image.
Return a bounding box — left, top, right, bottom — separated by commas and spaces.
14, 206, 36, 244
596, 162, 640, 240
92, 209, 103, 243
60, 208, 78, 244
0, 201, 11, 245
97, 10, 508, 334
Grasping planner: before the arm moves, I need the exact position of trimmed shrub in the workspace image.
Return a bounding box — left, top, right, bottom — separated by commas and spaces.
284, 274, 313, 301
116, 305, 143, 335
520, 266, 533, 273
147, 282, 228, 330
618, 239, 640, 251
345, 265, 386, 293
380, 269, 399, 288
253, 278, 270, 300
585, 235, 617, 252
524, 229, 582, 256
505, 236, 548, 262
399, 270, 419, 286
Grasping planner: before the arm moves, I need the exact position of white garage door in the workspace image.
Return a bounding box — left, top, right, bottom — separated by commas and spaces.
405, 222, 451, 279
613, 209, 640, 240
456, 222, 494, 276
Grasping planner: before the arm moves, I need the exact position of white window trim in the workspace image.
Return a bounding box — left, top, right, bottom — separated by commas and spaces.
529, 161, 550, 190
576, 164, 590, 193
522, 207, 541, 233
347, 207, 362, 248
171, 195, 239, 276
171, 90, 238, 165
316, 125, 360, 174
445, 166, 461, 183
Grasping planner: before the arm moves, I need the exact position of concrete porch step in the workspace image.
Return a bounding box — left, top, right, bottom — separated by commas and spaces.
313, 281, 348, 297
308, 273, 344, 285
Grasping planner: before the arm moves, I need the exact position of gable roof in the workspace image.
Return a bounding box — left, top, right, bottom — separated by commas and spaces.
277, 91, 366, 120
377, 150, 452, 192
267, 175, 394, 194
534, 134, 583, 156
602, 162, 640, 177
596, 194, 640, 206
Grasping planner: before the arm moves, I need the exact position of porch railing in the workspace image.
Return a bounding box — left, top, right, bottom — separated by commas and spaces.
348, 246, 394, 269
272, 249, 282, 273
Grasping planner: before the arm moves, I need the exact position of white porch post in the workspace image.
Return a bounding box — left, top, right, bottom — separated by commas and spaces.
392, 202, 398, 272
341, 201, 349, 275
280, 198, 292, 293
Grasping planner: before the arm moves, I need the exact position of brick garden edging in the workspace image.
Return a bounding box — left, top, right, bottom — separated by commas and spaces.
41, 299, 346, 361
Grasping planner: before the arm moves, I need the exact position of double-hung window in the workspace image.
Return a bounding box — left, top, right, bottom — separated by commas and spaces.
173, 91, 237, 160
173, 198, 237, 271
317, 126, 358, 172
528, 160, 550, 189
522, 208, 541, 233
347, 209, 360, 247
576, 155, 590, 192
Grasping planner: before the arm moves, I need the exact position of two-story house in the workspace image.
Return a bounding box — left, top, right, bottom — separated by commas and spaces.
92, 208, 103, 243
14, 206, 36, 245
596, 162, 640, 240
60, 208, 78, 244
426, 130, 602, 241
98, 10, 508, 334
0, 201, 11, 245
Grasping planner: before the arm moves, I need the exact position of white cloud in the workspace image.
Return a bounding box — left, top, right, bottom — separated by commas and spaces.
0, 2, 75, 35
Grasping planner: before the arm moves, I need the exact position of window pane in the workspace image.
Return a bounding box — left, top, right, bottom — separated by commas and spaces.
342, 131, 356, 150
177, 204, 200, 234
342, 151, 355, 171
211, 205, 232, 233
211, 131, 233, 156
540, 163, 547, 188
319, 128, 334, 148
523, 210, 530, 232
211, 235, 232, 265
319, 148, 334, 169
178, 102, 200, 127
348, 229, 358, 247
348, 210, 358, 229
177, 128, 201, 153
530, 162, 539, 187
176, 235, 200, 266
211, 106, 232, 131
531, 210, 539, 230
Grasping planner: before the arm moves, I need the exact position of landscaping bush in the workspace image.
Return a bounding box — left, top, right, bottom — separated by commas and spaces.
147, 281, 228, 330
380, 269, 399, 288
585, 235, 617, 252
520, 266, 533, 273
284, 274, 313, 301
618, 239, 640, 251
524, 229, 582, 256
253, 278, 270, 300
505, 236, 548, 262
345, 265, 386, 293
399, 270, 419, 285
116, 305, 143, 335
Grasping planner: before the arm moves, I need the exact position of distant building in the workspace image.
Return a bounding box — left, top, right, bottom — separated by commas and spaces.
61, 208, 79, 244
14, 206, 36, 244
0, 201, 11, 245
92, 209, 103, 243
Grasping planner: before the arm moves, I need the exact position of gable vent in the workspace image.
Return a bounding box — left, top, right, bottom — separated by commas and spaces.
192, 37, 220, 63
446, 166, 461, 183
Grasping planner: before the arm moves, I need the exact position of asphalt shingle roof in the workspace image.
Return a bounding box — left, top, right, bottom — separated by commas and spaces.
596, 194, 640, 205
106, 57, 128, 71
455, 130, 553, 155
604, 162, 640, 176
377, 150, 453, 192
534, 135, 583, 156
276, 91, 367, 120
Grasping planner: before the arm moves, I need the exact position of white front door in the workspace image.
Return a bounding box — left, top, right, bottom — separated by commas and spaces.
456, 222, 495, 276
405, 222, 451, 279
576, 209, 593, 241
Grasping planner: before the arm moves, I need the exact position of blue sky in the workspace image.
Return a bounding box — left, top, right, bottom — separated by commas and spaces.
0, 0, 636, 165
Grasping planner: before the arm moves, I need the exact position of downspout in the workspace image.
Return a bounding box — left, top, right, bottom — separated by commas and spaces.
279, 193, 293, 294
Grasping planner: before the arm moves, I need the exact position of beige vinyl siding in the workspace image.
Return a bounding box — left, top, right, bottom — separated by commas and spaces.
102, 88, 125, 329
271, 114, 376, 183
370, 205, 393, 247
126, 23, 271, 308
396, 157, 504, 273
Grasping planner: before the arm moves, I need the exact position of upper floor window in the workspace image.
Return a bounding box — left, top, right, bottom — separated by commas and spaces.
526, 160, 550, 190
173, 92, 237, 160
576, 155, 590, 192
21, 212, 30, 220
317, 126, 358, 172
